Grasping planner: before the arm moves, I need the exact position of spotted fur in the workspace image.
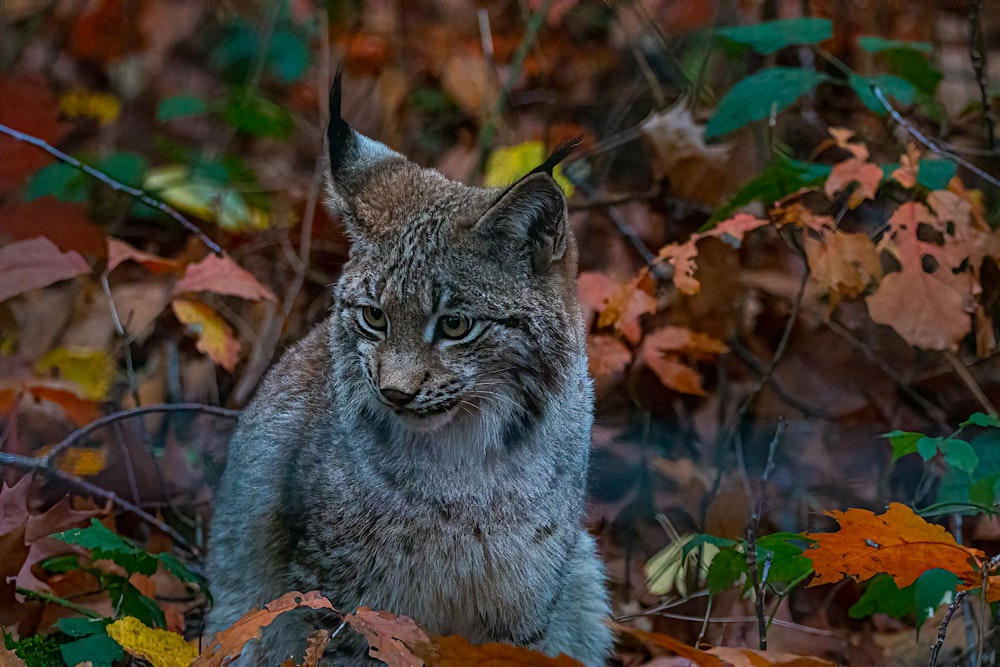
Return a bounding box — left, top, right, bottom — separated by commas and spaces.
205, 74, 612, 666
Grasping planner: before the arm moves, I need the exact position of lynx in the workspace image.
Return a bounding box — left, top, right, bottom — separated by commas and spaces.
204, 72, 613, 666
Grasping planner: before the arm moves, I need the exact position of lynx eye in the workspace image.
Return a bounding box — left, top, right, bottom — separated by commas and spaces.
361, 306, 388, 331
438, 314, 472, 340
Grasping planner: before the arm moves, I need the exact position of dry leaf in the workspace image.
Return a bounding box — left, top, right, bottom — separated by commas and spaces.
423, 634, 583, 666
613, 624, 725, 666
706, 646, 839, 666
343, 606, 429, 667
194, 591, 335, 667
0, 237, 90, 303
35, 347, 116, 401
174, 254, 276, 302
804, 502, 983, 589
586, 335, 632, 379
106, 239, 179, 274
577, 272, 622, 325
597, 278, 656, 344
804, 231, 882, 301
171, 299, 241, 372
824, 157, 882, 208
640, 354, 707, 396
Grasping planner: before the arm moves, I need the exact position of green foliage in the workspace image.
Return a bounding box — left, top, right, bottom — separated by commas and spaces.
157, 94, 209, 121
849, 73, 915, 113
24, 163, 89, 202
60, 631, 122, 667
917, 158, 958, 190
685, 532, 814, 597
211, 14, 310, 84
705, 68, 829, 138
849, 573, 913, 619
222, 90, 294, 138
55, 518, 159, 576
5, 631, 64, 667
708, 153, 831, 225
715, 18, 832, 55
858, 36, 933, 54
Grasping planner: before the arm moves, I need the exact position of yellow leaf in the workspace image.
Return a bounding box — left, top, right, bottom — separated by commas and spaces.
59, 89, 121, 123
35, 347, 116, 401
107, 616, 198, 667
171, 298, 241, 372
144, 166, 269, 232
483, 141, 574, 196
36, 444, 108, 476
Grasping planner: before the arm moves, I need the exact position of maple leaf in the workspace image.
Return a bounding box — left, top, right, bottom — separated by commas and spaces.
171, 299, 242, 372
173, 254, 277, 302
637, 327, 728, 396
343, 607, 428, 667
656, 214, 768, 295
35, 347, 116, 401
26, 385, 102, 427
865, 203, 973, 351
595, 277, 656, 344
824, 156, 882, 208
106, 238, 180, 274
194, 591, 335, 666
804, 502, 983, 590
586, 335, 632, 379
0, 237, 90, 303
804, 231, 882, 302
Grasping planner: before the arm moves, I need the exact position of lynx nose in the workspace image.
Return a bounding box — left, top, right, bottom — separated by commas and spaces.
380, 387, 415, 407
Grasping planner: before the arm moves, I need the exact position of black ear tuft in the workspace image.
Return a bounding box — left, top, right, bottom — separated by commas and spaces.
528, 137, 583, 178
327, 67, 351, 173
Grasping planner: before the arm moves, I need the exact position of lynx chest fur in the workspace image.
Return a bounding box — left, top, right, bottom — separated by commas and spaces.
205, 73, 613, 666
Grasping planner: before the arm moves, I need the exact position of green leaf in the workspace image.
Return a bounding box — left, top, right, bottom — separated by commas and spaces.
914, 569, 960, 632
858, 36, 933, 53
60, 631, 122, 667
706, 68, 828, 138
223, 91, 294, 138
961, 413, 1000, 429
96, 152, 147, 188
755, 533, 814, 586
917, 436, 942, 461
917, 159, 957, 190
267, 30, 308, 83
882, 430, 925, 461
156, 94, 209, 122
709, 154, 831, 225
716, 18, 832, 54
155, 552, 212, 603
682, 533, 739, 560
106, 578, 166, 628
24, 163, 89, 202
53, 518, 158, 577
883, 49, 943, 97
849, 73, 916, 114
940, 438, 979, 475
707, 546, 747, 594
56, 616, 106, 638
848, 573, 914, 619
40, 554, 81, 574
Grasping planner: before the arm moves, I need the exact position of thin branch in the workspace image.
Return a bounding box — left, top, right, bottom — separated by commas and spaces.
967, 0, 995, 150
0, 123, 223, 255
746, 419, 785, 651
945, 350, 998, 417
929, 590, 967, 667
870, 85, 1000, 191
726, 340, 833, 419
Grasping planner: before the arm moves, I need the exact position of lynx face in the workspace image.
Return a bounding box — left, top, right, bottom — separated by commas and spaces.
330, 159, 582, 438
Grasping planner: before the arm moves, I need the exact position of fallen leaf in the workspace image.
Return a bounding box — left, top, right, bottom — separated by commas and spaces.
658, 239, 700, 294
804, 502, 982, 589
35, 347, 116, 401
597, 278, 657, 344
423, 634, 583, 666
577, 272, 620, 325
59, 89, 121, 123
194, 591, 335, 667
640, 353, 708, 396
69, 0, 144, 64
301, 629, 331, 667
441, 50, 496, 117
824, 157, 882, 207
891, 144, 921, 188
612, 624, 725, 666
27, 384, 102, 427
106, 616, 198, 667
641, 326, 729, 358
0, 75, 68, 192
0, 198, 107, 263
173, 254, 276, 302
143, 165, 269, 232
805, 231, 882, 301
587, 335, 633, 379
171, 299, 242, 372
706, 646, 838, 666
701, 213, 769, 247
106, 239, 180, 274
0, 237, 90, 303
343, 607, 428, 667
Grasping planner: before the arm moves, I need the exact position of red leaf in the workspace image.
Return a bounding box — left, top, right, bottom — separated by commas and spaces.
107, 238, 180, 274
69, 0, 145, 65
0, 237, 90, 303
174, 254, 277, 302
0, 198, 107, 264
0, 76, 69, 193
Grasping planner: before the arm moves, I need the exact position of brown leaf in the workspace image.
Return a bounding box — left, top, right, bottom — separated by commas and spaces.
805, 503, 983, 590
865, 203, 973, 350
640, 354, 707, 396
300, 629, 331, 667
701, 213, 769, 246
613, 623, 725, 666
343, 606, 429, 667
0, 237, 90, 303
0, 76, 68, 192
658, 239, 700, 295
69, 0, 144, 65
174, 253, 277, 302
27, 385, 102, 427
440, 51, 497, 116
706, 646, 838, 666
194, 591, 336, 667
891, 144, 920, 188
642, 326, 729, 358
0, 639, 27, 667
597, 279, 656, 345
0, 199, 107, 263
824, 157, 882, 208
171, 299, 242, 372
106, 238, 179, 274
804, 231, 882, 301
423, 634, 583, 666
587, 335, 633, 379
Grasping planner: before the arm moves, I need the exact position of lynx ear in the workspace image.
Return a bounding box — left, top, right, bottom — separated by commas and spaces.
326, 68, 402, 211
476, 172, 568, 274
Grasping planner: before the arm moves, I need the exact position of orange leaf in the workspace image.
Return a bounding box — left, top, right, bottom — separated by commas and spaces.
596, 278, 656, 345
804, 502, 983, 590
612, 623, 725, 666
174, 254, 276, 302
824, 157, 882, 207
586, 335, 632, 379
641, 354, 707, 396
343, 607, 429, 667
0, 237, 90, 303
707, 646, 838, 666
658, 239, 700, 295
106, 238, 179, 274
642, 326, 729, 358
891, 144, 921, 188
804, 231, 882, 301
426, 634, 583, 666
27, 385, 102, 427
194, 591, 335, 667
701, 213, 769, 247
171, 299, 241, 372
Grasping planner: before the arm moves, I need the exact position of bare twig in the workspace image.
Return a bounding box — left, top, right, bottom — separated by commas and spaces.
0, 123, 222, 255
746, 419, 786, 651
726, 340, 833, 419
929, 590, 967, 667
967, 0, 996, 150
870, 85, 1000, 191
945, 350, 998, 417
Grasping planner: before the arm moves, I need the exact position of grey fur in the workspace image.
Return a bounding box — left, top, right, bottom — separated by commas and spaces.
205, 93, 613, 666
